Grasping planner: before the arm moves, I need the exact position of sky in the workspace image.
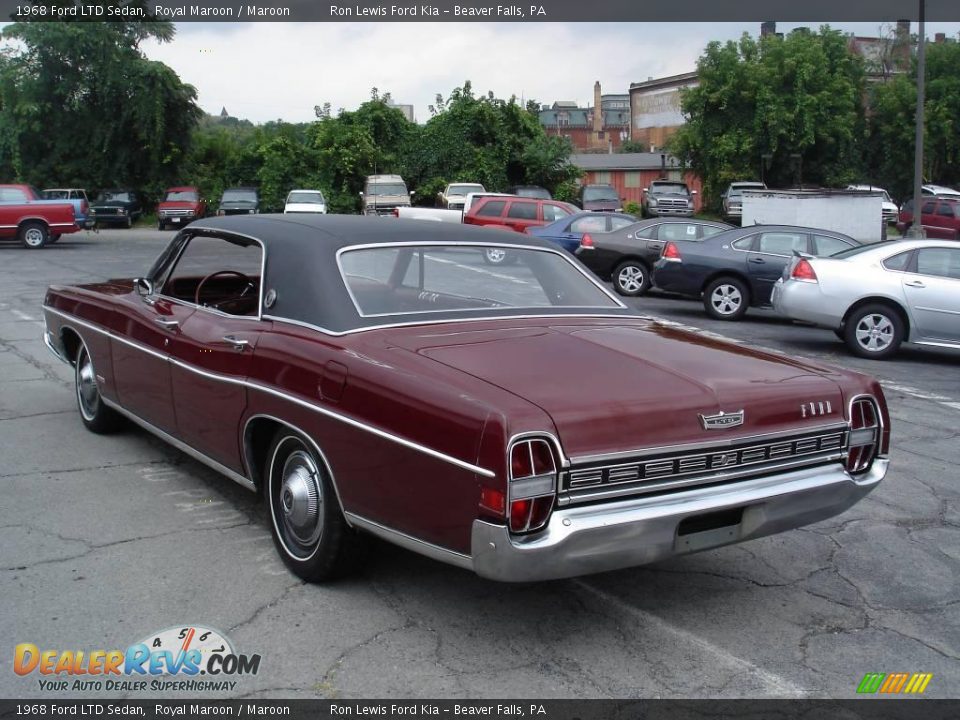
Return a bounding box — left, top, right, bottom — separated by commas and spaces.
4, 20, 960, 123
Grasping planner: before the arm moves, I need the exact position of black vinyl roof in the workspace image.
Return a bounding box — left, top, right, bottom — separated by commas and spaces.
184, 214, 628, 334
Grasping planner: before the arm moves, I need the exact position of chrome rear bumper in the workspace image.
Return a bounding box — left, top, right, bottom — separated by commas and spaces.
471, 459, 886, 582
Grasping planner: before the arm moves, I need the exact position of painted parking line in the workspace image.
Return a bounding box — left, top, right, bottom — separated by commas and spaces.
573, 580, 808, 698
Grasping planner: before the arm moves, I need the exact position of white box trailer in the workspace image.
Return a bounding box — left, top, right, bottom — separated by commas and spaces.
741, 189, 885, 243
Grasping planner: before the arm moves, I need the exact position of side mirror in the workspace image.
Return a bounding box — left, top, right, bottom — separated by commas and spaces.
691, 190, 698, 195
135, 278, 153, 297
358, 191, 364, 197
642, 187, 649, 193
410, 190, 416, 196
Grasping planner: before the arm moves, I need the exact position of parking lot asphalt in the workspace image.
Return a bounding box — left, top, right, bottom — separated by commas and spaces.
1, 228, 958, 699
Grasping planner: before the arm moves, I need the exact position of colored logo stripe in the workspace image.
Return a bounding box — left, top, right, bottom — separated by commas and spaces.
857, 672, 932, 694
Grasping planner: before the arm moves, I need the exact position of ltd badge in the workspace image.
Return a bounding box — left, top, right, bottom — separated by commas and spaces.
699, 409, 744, 430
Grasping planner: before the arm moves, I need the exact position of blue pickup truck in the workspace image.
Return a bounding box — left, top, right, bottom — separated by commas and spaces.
41, 188, 96, 231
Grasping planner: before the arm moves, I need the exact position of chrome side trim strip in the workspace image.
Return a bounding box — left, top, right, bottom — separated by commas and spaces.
345, 512, 473, 570
571, 421, 850, 465
43, 305, 495, 479
263, 312, 642, 338
101, 396, 256, 491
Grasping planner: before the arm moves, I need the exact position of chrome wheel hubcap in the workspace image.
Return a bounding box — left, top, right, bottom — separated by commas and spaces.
485, 249, 506, 263
278, 449, 323, 555
24, 228, 44, 246
711, 285, 742, 315
618, 266, 644, 293
855, 314, 893, 352
76, 349, 99, 420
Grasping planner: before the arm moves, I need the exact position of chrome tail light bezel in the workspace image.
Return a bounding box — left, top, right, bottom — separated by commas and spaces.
507, 436, 561, 534
847, 395, 882, 475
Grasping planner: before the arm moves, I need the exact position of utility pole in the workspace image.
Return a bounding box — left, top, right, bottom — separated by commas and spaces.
907, 1, 926, 238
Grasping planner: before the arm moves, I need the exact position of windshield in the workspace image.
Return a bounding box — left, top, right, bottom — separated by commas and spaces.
448, 184, 484, 196
165, 190, 198, 202
368, 183, 408, 196
222, 190, 257, 202
287, 191, 325, 204
97, 192, 132, 202
339, 245, 620, 317
583, 187, 619, 202
650, 184, 689, 196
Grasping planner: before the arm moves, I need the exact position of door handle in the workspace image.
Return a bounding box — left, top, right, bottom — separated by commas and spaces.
222, 335, 250, 351
904, 280, 925, 288
153, 317, 179, 329
748, 258, 766, 264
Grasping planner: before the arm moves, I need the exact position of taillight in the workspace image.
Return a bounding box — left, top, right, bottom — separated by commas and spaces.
792, 258, 818, 282
391, 207, 399, 217
580, 233, 594, 248
507, 438, 558, 534
847, 397, 880, 474
662, 242, 682, 261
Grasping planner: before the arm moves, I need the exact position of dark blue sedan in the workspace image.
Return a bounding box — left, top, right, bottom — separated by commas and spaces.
652, 224, 862, 321
527, 211, 637, 253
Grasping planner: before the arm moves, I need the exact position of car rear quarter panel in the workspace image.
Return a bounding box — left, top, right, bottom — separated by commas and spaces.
246, 323, 553, 554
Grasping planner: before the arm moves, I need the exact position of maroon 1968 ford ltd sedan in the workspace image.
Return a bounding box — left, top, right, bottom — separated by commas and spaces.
42, 215, 890, 582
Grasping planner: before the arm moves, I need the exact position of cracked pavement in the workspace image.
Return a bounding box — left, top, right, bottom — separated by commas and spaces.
1, 229, 958, 699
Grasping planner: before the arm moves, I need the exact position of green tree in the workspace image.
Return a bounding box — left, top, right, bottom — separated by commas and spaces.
672, 27, 867, 208
866, 38, 960, 200
0, 11, 200, 198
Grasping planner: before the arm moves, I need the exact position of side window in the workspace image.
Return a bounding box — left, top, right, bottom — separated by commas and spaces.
813, 235, 853, 257
921, 201, 936, 214
633, 224, 658, 239
882, 251, 912, 272
916, 248, 960, 280
162, 235, 263, 315
507, 202, 538, 220
541, 203, 571, 222
936, 203, 955, 217
757, 232, 807, 256
701, 225, 727, 239
609, 216, 634, 231
731, 235, 756, 251
902, 199, 914, 212
570, 216, 608, 233
657, 224, 700, 242
476, 200, 506, 217
0, 188, 28, 202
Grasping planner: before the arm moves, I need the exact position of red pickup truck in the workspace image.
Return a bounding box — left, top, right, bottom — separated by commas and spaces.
0, 184, 80, 248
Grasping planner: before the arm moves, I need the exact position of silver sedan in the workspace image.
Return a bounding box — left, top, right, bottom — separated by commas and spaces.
772, 239, 960, 359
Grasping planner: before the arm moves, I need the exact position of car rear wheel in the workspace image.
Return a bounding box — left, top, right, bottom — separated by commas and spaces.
613, 260, 651, 297
124, 216, 133, 229
75, 342, 122, 433
158, 220, 166, 231
704, 277, 750, 321
266, 431, 364, 582
19, 221, 49, 249
844, 304, 904, 360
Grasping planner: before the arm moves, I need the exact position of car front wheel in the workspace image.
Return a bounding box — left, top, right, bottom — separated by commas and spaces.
75, 342, 122, 433
704, 277, 750, 321
266, 431, 363, 582
613, 260, 651, 297
844, 304, 904, 359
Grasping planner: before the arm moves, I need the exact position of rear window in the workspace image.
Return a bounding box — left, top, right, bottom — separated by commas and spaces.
338, 245, 620, 317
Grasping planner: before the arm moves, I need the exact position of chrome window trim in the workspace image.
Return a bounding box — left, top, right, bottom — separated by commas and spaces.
155, 227, 267, 321
43, 305, 495, 479
570, 421, 850, 465
335, 241, 627, 319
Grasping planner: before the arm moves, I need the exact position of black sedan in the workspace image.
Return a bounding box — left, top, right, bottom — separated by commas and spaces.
652, 225, 862, 320
574, 218, 732, 296
91, 189, 143, 228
